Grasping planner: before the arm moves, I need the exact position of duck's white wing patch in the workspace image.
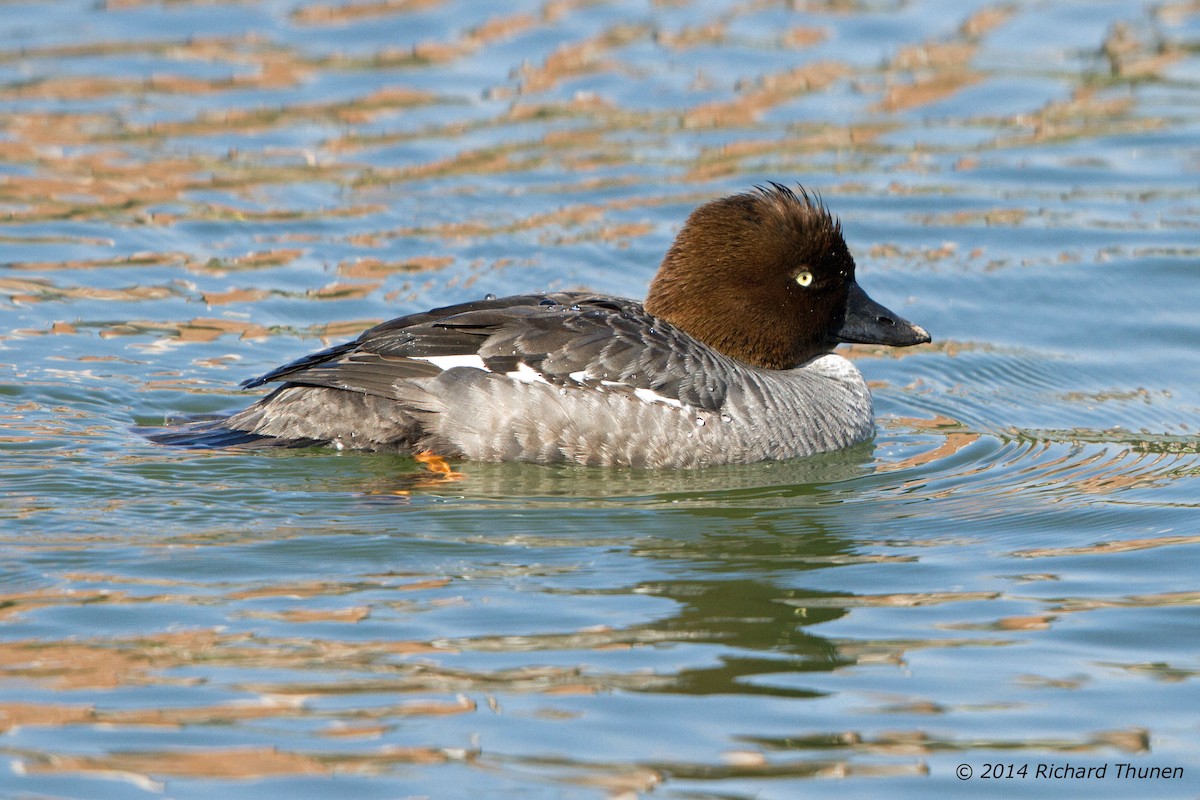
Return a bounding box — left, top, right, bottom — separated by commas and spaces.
597, 380, 687, 410
538, 367, 688, 409
410, 354, 488, 371
505, 362, 551, 385
633, 387, 685, 410
410, 354, 552, 386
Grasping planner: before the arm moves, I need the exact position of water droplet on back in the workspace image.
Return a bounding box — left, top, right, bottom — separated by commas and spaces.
695, 417, 705, 427
484, 293, 497, 301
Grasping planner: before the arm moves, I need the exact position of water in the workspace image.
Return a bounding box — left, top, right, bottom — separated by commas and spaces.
2, 0, 1199, 798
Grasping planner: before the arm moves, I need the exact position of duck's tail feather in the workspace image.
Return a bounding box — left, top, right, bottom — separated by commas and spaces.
140, 416, 322, 450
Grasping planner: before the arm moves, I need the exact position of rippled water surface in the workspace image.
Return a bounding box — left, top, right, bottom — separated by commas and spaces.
3, 1, 1199, 798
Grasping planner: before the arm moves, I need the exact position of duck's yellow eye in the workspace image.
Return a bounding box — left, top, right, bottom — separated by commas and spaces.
795, 271, 814, 288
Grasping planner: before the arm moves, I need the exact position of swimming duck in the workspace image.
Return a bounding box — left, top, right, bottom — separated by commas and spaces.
154, 183, 929, 467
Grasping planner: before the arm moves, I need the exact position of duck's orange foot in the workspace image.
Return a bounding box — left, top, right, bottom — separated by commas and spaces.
414, 450, 465, 483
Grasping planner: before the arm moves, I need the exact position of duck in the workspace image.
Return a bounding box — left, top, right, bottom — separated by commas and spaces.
152, 183, 930, 468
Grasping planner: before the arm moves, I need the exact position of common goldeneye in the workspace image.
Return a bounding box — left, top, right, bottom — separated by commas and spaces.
153, 184, 930, 467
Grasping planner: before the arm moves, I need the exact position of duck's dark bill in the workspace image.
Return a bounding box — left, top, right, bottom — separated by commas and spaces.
836, 282, 931, 347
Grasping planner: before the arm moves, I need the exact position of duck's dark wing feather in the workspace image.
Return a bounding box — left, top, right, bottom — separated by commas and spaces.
239, 293, 552, 389
241, 292, 731, 412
